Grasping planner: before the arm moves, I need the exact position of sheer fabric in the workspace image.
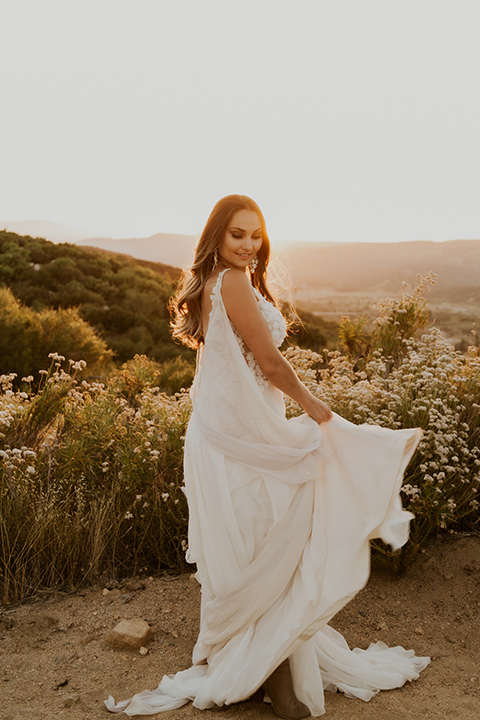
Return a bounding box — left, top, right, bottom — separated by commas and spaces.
106, 269, 429, 716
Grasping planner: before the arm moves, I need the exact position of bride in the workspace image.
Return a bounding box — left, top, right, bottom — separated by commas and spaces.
106, 194, 430, 718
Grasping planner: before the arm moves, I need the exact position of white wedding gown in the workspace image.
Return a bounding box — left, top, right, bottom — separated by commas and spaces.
106, 269, 430, 716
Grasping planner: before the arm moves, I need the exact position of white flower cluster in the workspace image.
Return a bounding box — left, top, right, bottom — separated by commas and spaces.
0, 445, 37, 476
284, 325, 480, 533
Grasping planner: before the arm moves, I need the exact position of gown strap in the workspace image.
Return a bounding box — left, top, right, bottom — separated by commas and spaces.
209, 268, 230, 306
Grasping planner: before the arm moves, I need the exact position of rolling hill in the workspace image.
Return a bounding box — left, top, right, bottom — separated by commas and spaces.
76, 233, 197, 269
3, 220, 478, 301
76, 234, 480, 301
281, 239, 480, 299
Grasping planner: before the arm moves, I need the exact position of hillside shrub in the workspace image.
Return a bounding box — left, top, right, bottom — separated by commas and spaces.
0, 356, 191, 604
1, 278, 479, 602
0, 288, 113, 381
285, 278, 480, 570
0, 231, 191, 365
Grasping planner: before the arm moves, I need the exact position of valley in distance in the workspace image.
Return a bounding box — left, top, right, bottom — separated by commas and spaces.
3, 220, 480, 349
76, 232, 480, 350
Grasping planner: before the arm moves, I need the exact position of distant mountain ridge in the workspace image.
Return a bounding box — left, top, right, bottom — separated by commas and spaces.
77, 233, 197, 269
281, 239, 480, 299
75, 233, 480, 298
0, 220, 94, 244
2, 219, 479, 298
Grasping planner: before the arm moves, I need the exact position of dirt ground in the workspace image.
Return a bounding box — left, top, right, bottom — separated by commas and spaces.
1, 534, 479, 720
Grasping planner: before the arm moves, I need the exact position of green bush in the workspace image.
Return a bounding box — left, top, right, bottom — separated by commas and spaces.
0, 356, 191, 604
0, 230, 192, 365
285, 277, 480, 571
0, 288, 113, 381
1, 277, 479, 603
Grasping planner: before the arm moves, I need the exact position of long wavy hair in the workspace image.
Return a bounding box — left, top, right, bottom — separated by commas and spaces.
169, 194, 278, 349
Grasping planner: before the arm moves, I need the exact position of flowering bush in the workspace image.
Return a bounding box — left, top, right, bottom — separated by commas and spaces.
0, 355, 191, 604
1, 279, 479, 601
284, 282, 480, 569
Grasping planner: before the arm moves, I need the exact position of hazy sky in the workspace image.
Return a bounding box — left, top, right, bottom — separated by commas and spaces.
1, 0, 479, 244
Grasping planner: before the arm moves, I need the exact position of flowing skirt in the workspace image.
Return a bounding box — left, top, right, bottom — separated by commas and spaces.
106, 412, 430, 716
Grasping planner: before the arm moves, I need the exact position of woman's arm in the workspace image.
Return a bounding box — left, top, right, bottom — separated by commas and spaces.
221, 270, 332, 424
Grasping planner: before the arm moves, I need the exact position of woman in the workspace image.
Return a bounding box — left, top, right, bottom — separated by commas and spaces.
106, 195, 429, 717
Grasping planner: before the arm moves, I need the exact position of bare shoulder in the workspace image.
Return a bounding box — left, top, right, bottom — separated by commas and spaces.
221, 269, 256, 304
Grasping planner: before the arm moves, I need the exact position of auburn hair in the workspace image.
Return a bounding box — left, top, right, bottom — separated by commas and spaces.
169, 194, 278, 349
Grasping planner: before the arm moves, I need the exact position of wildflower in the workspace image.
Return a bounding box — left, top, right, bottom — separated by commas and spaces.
22, 376, 34, 383
72, 360, 87, 371
161, 493, 169, 502
124, 511, 133, 520
27, 466, 35, 475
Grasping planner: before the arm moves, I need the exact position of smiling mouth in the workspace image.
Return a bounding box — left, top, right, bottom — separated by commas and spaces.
236, 253, 252, 258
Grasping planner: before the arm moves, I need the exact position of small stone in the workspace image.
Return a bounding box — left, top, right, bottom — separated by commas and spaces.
171, 629, 179, 638
81, 634, 96, 647
102, 588, 110, 596
377, 621, 388, 631
53, 677, 69, 690
105, 619, 153, 650
189, 573, 198, 583
415, 627, 424, 635
123, 580, 146, 592
139, 646, 149, 656
63, 694, 80, 708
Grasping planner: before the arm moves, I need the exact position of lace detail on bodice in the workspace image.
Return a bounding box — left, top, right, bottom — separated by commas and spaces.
252, 287, 287, 347
210, 270, 287, 389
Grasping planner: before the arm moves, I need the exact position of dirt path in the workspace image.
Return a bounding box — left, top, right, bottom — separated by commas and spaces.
1, 534, 479, 720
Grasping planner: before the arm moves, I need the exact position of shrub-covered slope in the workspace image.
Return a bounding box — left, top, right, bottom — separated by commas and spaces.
0, 231, 188, 366
0, 231, 338, 370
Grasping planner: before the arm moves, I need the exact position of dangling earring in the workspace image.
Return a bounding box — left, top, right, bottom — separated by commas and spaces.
249, 256, 258, 273
213, 248, 219, 268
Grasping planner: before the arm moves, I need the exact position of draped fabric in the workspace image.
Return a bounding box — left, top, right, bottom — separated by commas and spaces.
106, 270, 430, 716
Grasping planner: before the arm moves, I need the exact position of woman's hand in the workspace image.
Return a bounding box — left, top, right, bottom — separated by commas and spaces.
302, 395, 333, 424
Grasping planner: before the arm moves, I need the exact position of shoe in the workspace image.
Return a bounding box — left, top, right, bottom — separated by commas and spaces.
263, 659, 310, 720
247, 688, 265, 703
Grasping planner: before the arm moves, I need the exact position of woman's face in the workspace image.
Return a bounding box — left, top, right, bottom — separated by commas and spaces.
218, 209, 263, 271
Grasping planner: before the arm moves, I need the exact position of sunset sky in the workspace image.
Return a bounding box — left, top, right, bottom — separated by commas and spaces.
1, 0, 479, 245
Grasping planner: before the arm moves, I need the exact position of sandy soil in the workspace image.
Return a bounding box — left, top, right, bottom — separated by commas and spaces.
1, 534, 479, 720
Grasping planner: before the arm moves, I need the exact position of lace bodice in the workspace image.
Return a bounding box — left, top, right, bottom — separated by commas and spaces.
210, 270, 287, 388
